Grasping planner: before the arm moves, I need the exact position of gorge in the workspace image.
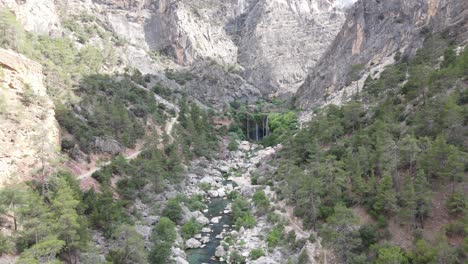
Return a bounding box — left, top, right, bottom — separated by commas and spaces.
0, 0, 466, 264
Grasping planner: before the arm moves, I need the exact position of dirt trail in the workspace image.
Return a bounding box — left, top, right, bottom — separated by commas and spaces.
77, 112, 178, 181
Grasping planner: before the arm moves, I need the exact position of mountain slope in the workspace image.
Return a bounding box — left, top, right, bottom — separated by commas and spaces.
296, 0, 468, 109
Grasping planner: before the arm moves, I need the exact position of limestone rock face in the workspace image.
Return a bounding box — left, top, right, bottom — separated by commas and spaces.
238, 0, 349, 96
146, 0, 350, 98
0, 0, 61, 35
0, 49, 59, 186
296, 0, 468, 109
147, 0, 238, 65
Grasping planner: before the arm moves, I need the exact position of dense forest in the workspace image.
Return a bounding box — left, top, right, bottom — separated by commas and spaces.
270, 35, 467, 263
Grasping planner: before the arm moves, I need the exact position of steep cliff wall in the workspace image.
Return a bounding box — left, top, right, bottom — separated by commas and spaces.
145, 0, 351, 96
296, 0, 468, 109
238, 0, 349, 96
0, 49, 59, 185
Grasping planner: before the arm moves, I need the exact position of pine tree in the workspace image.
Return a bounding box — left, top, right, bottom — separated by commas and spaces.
0, 187, 27, 232
50, 178, 88, 260
399, 135, 420, 172
399, 176, 416, 227
446, 187, 465, 216
110, 225, 148, 264
414, 170, 432, 227
373, 174, 397, 215
18, 235, 65, 264
17, 191, 54, 249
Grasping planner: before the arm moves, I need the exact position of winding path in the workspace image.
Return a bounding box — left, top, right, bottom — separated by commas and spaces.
77, 112, 178, 181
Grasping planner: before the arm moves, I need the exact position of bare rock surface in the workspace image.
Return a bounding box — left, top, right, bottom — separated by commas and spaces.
0, 48, 59, 186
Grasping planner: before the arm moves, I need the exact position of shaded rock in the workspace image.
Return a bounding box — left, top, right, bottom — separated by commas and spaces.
93, 137, 123, 155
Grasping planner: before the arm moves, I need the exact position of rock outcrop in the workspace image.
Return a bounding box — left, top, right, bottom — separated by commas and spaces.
296, 0, 468, 109
0, 48, 59, 186
238, 0, 350, 96
0, 0, 61, 35
145, 0, 352, 98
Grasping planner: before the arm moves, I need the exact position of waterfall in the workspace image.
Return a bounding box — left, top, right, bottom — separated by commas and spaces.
255, 122, 259, 141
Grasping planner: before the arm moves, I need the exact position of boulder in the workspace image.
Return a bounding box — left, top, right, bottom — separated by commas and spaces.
211, 216, 222, 224
208, 190, 219, 198
200, 236, 210, 243
215, 245, 226, 257
93, 137, 123, 155
175, 257, 189, 264
218, 165, 230, 173
185, 238, 201, 249
201, 227, 212, 233
70, 145, 87, 161
181, 207, 210, 226
200, 176, 215, 185
251, 257, 280, 264
239, 141, 251, 152
217, 188, 226, 197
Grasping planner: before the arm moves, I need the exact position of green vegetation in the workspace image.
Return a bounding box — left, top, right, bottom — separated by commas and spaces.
164, 68, 194, 85
177, 99, 218, 158
263, 111, 298, 146
252, 190, 270, 215
266, 225, 284, 251
57, 74, 167, 153
249, 248, 265, 260
163, 197, 183, 223
150, 217, 176, 263
228, 100, 298, 145
181, 218, 202, 239
108, 225, 148, 264
273, 36, 467, 263
0, 173, 100, 262
232, 197, 256, 229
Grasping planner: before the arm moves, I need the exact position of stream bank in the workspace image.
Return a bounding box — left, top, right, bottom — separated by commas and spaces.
167, 140, 324, 264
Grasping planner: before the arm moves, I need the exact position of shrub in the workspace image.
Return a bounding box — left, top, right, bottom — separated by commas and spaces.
228, 139, 239, 151
162, 198, 182, 223
181, 218, 201, 239
252, 190, 270, 215
249, 248, 265, 260
230, 251, 246, 264
266, 225, 284, 250
232, 197, 256, 229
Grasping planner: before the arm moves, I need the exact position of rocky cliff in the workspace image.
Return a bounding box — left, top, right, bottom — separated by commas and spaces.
0, 0, 355, 105
0, 49, 59, 185
149, 0, 352, 96
296, 0, 468, 109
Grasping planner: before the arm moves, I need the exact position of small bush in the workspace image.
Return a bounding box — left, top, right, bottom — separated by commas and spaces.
228, 139, 239, 151
162, 198, 182, 223
181, 218, 201, 239
249, 248, 265, 260
266, 225, 284, 250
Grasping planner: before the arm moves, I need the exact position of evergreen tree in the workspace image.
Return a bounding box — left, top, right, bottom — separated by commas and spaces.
0, 187, 27, 232
399, 176, 416, 227
50, 178, 88, 260
110, 225, 148, 264
373, 174, 397, 215
150, 217, 176, 264
446, 187, 465, 216
399, 135, 420, 172
18, 235, 65, 264
413, 170, 432, 227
